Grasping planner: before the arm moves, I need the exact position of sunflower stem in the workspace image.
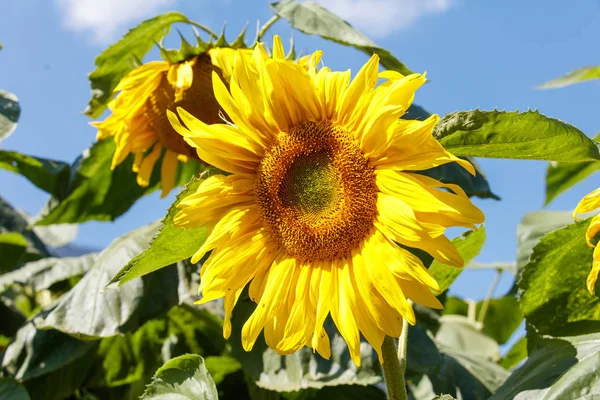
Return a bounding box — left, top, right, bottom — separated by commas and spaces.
477, 268, 502, 323
257, 15, 280, 41
186, 21, 218, 40
381, 320, 409, 400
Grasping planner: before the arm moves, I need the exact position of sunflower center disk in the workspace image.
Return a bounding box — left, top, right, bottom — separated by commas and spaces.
256, 120, 378, 262
145, 54, 226, 158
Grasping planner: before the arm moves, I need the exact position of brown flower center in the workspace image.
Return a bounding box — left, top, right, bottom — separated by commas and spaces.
255, 120, 378, 261
145, 54, 226, 157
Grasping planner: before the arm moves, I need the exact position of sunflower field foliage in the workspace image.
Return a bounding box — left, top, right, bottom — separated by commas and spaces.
2, 2, 600, 400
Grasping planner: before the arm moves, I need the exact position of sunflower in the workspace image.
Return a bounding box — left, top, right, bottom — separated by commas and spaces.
92, 46, 245, 197
168, 36, 484, 365
574, 187, 600, 294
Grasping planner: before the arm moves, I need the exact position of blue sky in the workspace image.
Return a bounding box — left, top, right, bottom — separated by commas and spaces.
1, 0, 600, 307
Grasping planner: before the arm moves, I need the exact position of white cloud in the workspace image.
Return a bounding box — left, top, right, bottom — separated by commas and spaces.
56, 0, 176, 44
317, 0, 455, 38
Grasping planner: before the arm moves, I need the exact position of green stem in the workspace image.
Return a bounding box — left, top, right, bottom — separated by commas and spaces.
478, 268, 502, 323
257, 15, 280, 41
381, 318, 409, 400
186, 21, 218, 39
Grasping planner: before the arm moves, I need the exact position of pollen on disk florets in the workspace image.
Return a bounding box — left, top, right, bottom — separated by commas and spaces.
145, 54, 226, 158
255, 120, 378, 261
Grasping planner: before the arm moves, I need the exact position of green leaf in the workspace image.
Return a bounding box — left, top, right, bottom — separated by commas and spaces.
0, 253, 96, 292
516, 210, 574, 274
0, 196, 49, 268
0, 378, 30, 400
436, 110, 600, 161
0, 151, 70, 196
545, 160, 600, 205
0, 297, 26, 338
0, 320, 97, 400
1, 320, 96, 381
110, 174, 210, 286
230, 295, 381, 392
33, 223, 180, 339
86, 318, 169, 389
429, 226, 486, 294
499, 337, 527, 370
436, 315, 500, 360
85, 12, 190, 118
491, 332, 600, 399
537, 66, 600, 89
271, 0, 413, 75
426, 315, 509, 398
518, 218, 600, 336
141, 354, 218, 400
0, 232, 29, 272
0, 90, 20, 143
442, 296, 522, 345
35, 138, 204, 225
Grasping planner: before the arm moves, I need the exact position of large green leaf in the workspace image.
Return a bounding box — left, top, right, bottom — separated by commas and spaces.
0, 90, 20, 143
0, 253, 97, 293
33, 223, 180, 339
516, 210, 574, 274
418, 315, 509, 399
518, 218, 600, 336
545, 160, 600, 205
491, 332, 600, 399
271, 0, 412, 75
435, 110, 600, 161
141, 354, 218, 400
110, 174, 210, 286
0, 151, 70, 196
0, 378, 30, 400
85, 12, 190, 118
1, 320, 96, 381
428, 226, 487, 294
537, 66, 600, 89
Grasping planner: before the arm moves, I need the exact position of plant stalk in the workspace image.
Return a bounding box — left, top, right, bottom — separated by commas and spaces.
478, 268, 502, 323
381, 317, 409, 400
187, 21, 218, 39
256, 15, 280, 41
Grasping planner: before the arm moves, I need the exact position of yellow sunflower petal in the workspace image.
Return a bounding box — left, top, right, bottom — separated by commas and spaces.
136, 143, 162, 187
376, 169, 484, 229
160, 150, 179, 198
373, 115, 475, 176
241, 255, 297, 351
586, 215, 600, 248
575, 188, 600, 219
330, 260, 361, 366
174, 174, 255, 230
115, 61, 169, 91
587, 245, 600, 295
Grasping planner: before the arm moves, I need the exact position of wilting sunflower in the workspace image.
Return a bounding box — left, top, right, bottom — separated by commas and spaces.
168, 36, 484, 365
92, 46, 245, 197
574, 188, 600, 294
